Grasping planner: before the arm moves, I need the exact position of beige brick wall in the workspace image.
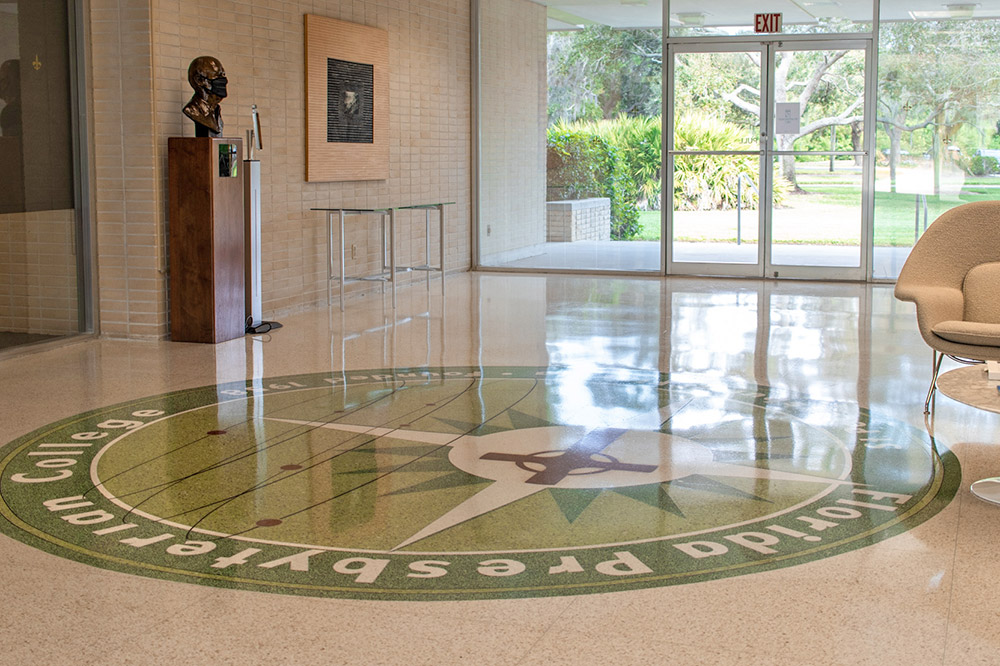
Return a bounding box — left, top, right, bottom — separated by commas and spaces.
546, 198, 611, 242
90, 0, 166, 339
88, 0, 472, 339
478, 0, 547, 265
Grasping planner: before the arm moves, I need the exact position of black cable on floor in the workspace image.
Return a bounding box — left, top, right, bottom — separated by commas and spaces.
245, 317, 283, 335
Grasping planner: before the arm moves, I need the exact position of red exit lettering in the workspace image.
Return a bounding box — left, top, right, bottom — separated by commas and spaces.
754, 13, 782, 33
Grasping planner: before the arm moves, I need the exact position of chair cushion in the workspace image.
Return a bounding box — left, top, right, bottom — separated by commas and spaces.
933, 320, 1000, 347
963, 262, 1000, 323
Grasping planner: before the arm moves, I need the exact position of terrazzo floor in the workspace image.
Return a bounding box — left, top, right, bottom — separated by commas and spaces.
0, 272, 997, 665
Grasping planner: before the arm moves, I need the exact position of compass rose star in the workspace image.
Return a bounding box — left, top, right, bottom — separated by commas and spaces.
265, 417, 857, 551
479, 428, 657, 485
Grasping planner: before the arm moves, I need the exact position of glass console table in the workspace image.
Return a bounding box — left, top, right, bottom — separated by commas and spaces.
312, 203, 453, 311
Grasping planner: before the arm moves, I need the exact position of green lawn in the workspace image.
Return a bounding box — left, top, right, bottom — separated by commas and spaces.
632, 166, 1000, 245
636, 210, 661, 241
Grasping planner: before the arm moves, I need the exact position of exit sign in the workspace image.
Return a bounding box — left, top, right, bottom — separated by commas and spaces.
755, 13, 782, 33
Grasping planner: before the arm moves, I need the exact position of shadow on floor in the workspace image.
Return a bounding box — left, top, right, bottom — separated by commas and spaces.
0, 332, 63, 352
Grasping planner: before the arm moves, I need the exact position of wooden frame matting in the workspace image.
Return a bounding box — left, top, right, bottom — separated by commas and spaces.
305, 14, 389, 182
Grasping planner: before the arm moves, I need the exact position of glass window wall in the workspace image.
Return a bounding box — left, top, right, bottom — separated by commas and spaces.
478, 0, 663, 273
0, 0, 90, 352
874, 1, 1000, 279
476, 0, 1000, 281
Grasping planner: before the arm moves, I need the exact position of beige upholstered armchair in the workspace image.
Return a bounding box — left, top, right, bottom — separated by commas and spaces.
895, 200, 1000, 412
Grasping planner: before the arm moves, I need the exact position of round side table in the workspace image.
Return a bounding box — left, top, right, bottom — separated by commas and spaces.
936, 365, 1000, 505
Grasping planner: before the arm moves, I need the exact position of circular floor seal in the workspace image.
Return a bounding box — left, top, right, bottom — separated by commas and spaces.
0, 366, 959, 600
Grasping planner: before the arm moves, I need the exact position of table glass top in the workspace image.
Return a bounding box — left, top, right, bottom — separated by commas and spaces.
311, 202, 455, 212
936, 365, 1000, 414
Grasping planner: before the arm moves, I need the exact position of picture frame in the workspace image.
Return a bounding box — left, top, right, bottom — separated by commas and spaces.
304, 14, 389, 182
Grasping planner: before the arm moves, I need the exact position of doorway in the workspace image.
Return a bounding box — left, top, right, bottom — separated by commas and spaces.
667, 39, 872, 280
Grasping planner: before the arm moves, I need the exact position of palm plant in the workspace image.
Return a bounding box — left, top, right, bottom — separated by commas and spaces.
673, 112, 788, 210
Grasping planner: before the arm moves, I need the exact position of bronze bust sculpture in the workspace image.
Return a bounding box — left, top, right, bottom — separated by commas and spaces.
182, 56, 228, 137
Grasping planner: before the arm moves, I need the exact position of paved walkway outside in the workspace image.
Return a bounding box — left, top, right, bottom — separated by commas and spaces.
494, 240, 910, 279
491, 199, 917, 278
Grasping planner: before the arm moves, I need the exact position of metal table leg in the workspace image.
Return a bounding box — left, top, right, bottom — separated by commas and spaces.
339, 209, 346, 312
389, 208, 397, 308
326, 211, 334, 307
438, 204, 446, 298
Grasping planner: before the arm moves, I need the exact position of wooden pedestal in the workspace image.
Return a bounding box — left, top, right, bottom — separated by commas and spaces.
168, 137, 245, 343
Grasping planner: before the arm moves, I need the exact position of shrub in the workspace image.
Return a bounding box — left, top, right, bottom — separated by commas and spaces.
583, 116, 662, 210
673, 112, 788, 210
547, 123, 641, 240
964, 154, 1000, 176
547, 112, 786, 239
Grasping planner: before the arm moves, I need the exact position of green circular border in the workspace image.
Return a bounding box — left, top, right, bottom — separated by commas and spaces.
0, 366, 961, 601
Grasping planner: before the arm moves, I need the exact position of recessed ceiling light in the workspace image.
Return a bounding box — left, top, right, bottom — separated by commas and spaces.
945, 3, 978, 17
675, 12, 707, 26
910, 3, 978, 18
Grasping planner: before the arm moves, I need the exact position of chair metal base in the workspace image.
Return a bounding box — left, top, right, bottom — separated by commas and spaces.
925, 351, 987, 413
924, 351, 944, 413
971, 478, 1000, 505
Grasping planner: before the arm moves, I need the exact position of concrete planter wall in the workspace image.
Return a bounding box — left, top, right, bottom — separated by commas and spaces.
546, 198, 611, 242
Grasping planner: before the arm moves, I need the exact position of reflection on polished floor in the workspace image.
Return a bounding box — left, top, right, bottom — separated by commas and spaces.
1, 272, 998, 665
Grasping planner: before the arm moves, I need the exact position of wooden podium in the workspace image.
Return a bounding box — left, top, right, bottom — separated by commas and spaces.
168, 137, 245, 343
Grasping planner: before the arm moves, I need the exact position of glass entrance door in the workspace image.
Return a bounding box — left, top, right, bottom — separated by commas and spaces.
668, 45, 766, 276
667, 40, 872, 280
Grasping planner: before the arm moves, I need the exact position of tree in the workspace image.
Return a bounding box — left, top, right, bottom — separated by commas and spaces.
720, 49, 865, 191
877, 19, 1000, 194
547, 26, 662, 124
874, 75, 941, 193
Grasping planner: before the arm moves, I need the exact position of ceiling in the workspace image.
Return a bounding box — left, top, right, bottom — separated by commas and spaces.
535, 0, 1000, 30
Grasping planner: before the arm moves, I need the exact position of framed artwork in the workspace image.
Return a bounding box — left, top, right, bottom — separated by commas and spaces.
305, 14, 389, 182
